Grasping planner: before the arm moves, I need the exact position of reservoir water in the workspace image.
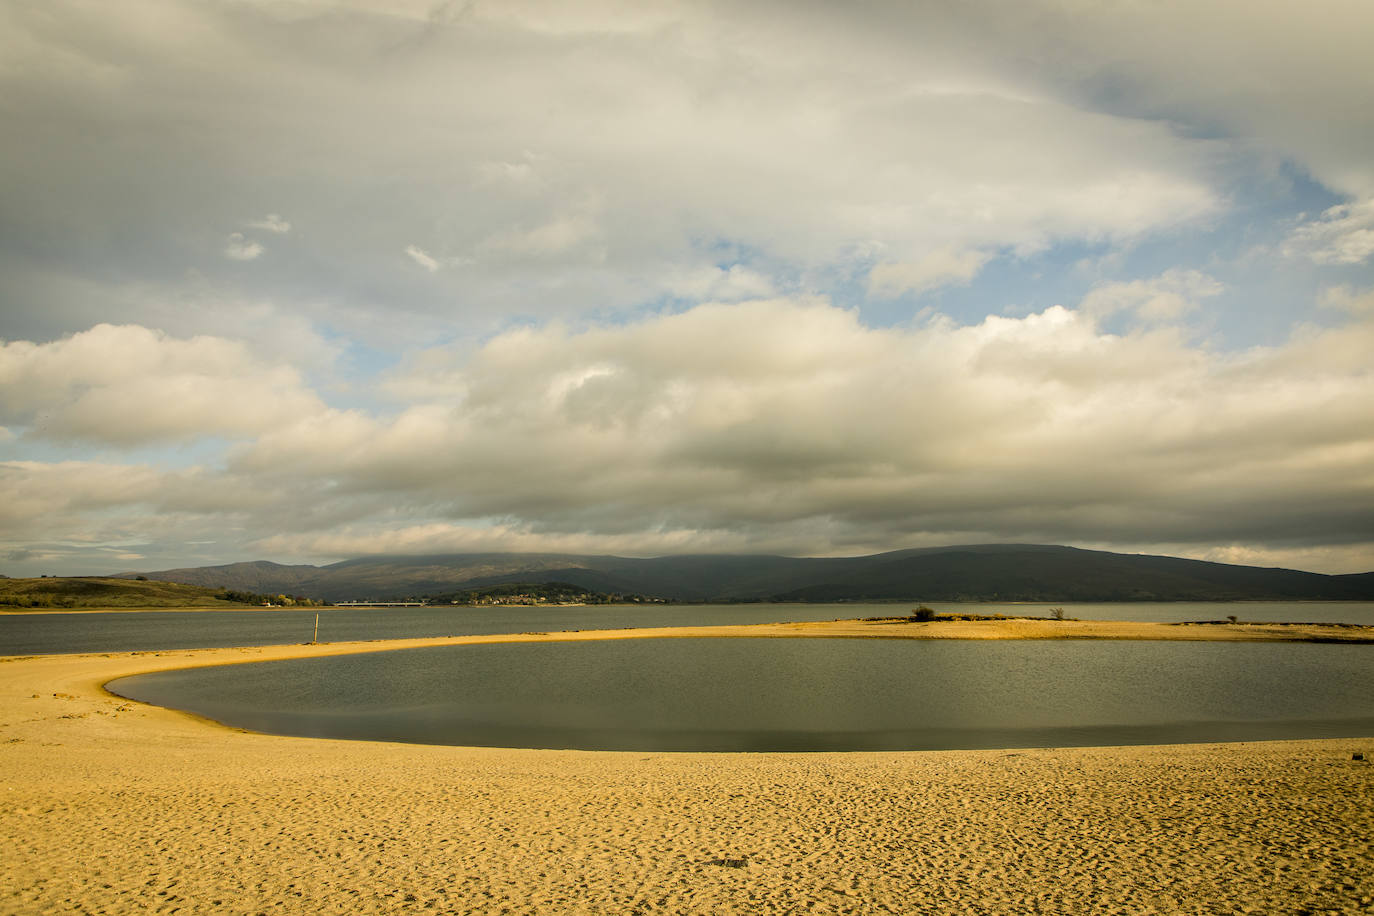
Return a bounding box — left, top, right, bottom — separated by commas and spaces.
6, 600, 1374, 656
108, 637, 1374, 752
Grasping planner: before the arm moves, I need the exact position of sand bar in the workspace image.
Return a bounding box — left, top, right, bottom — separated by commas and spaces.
3, 626, 1372, 914
7, 611, 1374, 641
714, 616, 1374, 642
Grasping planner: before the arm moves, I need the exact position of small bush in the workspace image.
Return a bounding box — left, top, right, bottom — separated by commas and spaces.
911, 606, 937, 622
1050, 607, 1065, 621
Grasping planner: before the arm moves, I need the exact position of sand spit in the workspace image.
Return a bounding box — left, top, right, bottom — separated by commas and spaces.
750, 616, 1374, 642
2, 634, 1372, 915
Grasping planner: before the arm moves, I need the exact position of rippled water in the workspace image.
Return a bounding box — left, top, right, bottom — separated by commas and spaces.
109, 637, 1374, 752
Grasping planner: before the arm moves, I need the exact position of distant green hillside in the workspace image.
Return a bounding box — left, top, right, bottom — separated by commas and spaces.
0, 577, 323, 609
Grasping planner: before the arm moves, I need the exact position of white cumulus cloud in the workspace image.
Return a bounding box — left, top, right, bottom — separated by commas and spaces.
1079, 270, 1224, 324
869, 248, 991, 298
0, 324, 326, 445
222, 296, 1374, 561
405, 245, 440, 272
1284, 199, 1374, 265
5, 299, 1372, 573
247, 213, 291, 233
223, 232, 264, 261
1320, 285, 1374, 315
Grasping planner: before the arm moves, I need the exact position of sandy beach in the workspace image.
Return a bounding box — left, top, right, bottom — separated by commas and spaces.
3, 626, 1372, 914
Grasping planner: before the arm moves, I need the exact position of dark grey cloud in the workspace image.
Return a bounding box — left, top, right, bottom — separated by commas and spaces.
2, 1, 1372, 576
0, 0, 1228, 346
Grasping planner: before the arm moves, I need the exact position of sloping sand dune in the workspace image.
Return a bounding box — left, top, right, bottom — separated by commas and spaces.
2, 631, 1372, 914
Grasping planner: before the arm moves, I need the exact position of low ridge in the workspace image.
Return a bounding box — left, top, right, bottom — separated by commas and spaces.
104, 545, 1374, 604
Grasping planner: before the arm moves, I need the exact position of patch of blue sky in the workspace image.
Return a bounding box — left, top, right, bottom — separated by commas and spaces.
313, 332, 409, 412
858, 245, 1111, 331
31, 528, 235, 577
329, 333, 397, 376
927, 168, 1360, 348
590, 238, 800, 320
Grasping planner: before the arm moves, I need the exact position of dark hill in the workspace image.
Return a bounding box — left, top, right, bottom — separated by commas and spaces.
763, 545, 1374, 602
116, 545, 1374, 603
111, 560, 323, 594
0, 577, 279, 609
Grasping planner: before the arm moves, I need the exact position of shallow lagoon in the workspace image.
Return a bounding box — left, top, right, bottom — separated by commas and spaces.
110, 637, 1374, 752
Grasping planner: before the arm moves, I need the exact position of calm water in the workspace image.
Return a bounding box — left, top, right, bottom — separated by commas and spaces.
6, 601, 1373, 656
109, 637, 1374, 752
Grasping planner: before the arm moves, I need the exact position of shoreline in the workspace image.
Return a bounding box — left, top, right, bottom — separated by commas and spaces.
1, 604, 318, 615
3, 630, 1372, 913
7, 596, 1374, 616
0, 617, 1363, 749
5, 615, 1372, 654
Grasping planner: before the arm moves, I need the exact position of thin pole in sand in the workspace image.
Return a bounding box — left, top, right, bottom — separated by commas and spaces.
312, 613, 319, 644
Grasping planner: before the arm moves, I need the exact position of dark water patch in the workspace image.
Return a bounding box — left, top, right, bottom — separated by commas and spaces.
109, 638, 1374, 752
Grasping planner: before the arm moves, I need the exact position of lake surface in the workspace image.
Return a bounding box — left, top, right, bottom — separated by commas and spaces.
6, 600, 1374, 656
108, 637, 1374, 752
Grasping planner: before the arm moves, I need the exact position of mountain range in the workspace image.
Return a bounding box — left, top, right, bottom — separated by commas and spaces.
116, 544, 1374, 604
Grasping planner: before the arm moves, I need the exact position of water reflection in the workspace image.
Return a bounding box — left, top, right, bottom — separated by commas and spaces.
109, 637, 1374, 752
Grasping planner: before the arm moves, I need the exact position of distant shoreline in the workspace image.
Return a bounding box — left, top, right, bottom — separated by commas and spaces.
5, 597, 1374, 616
0, 604, 312, 615
4, 610, 1374, 645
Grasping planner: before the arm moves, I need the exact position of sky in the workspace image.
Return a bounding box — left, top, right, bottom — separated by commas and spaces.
2, 0, 1372, 577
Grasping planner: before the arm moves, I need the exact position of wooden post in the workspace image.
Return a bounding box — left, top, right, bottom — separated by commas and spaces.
313, 613, 319, 644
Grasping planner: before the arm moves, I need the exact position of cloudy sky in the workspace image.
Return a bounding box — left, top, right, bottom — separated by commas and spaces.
2, 0, 1372, 576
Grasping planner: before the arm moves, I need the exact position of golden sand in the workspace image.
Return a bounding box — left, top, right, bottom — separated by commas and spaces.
2, 625, 1372, 914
